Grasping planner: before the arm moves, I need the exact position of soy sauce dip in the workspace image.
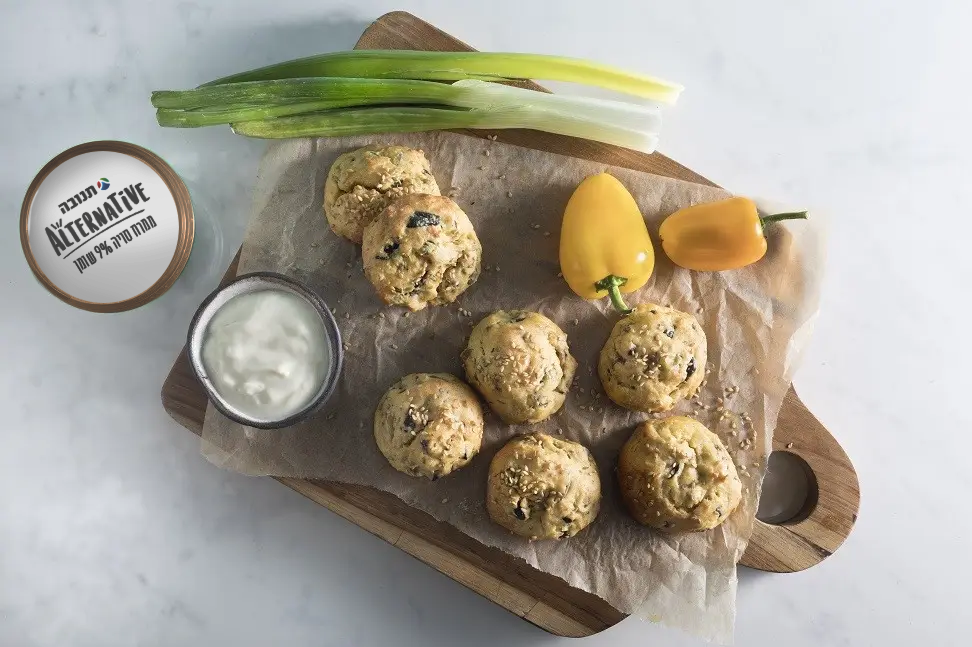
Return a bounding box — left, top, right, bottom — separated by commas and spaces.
188, 273, 342, 429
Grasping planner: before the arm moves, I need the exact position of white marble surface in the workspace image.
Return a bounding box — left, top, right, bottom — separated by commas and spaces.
1, 1, 969, 645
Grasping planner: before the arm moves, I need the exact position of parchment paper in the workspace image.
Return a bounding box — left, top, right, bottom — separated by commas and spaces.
200, 132, 824, 643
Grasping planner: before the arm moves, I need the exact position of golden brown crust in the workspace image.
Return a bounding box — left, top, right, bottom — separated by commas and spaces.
324, 145, 440, 243
374, 373, 484, 480
486, 433, 601, 540
462, 310, 576, 424
362, 194, 481, 311
618, 416, 741, 532
598, 303, 707, 413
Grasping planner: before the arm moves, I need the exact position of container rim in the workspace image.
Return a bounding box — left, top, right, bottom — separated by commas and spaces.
186, 271, 343, 429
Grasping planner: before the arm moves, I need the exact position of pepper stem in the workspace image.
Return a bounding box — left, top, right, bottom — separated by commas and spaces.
594, 275, 632, 314
760, 211, 808, 225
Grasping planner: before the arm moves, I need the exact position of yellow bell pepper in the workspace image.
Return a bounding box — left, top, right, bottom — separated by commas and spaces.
559, 173, 655, 313
659, 196, 807, 271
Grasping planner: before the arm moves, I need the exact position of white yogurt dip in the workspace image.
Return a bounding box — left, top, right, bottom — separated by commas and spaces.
200, 288, 331, 421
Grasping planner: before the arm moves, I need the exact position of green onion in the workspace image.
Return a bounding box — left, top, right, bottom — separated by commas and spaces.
152, 78, 457, 110
198, 50, 683, 104
153, 78, 661, 136
156, 101, 344, 127
231, 106, 660, 154
152, 52, 681, 148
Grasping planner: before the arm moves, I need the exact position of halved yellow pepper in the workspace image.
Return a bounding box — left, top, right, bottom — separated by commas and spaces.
659, 196, 807, 271
559, 173, 654, 313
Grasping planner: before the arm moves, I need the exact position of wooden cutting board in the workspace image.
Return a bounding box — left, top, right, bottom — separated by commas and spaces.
160, 11, 860, 637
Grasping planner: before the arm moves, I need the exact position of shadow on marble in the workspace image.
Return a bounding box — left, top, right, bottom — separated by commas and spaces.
738, 564, 776, 588
171, 14, 372, 86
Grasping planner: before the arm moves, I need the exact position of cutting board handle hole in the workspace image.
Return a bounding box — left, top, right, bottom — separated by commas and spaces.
756, 450, 819, 525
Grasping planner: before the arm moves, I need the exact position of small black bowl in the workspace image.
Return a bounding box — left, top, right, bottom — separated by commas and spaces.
186, 271, 343, 429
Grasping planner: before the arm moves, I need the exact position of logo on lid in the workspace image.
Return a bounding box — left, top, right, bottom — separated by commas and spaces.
19, 142, 194, 312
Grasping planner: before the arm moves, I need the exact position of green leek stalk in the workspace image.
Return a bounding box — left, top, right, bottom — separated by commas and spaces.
152, 77, 457, 110
198, 50, 683, 104
154, 78, 662, 135
157, 101, 343, 127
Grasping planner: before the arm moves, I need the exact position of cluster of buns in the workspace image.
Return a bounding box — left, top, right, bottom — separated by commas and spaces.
325, 145, 741, 540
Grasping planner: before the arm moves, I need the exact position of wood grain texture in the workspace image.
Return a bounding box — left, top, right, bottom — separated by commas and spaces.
160, 11, 859, 636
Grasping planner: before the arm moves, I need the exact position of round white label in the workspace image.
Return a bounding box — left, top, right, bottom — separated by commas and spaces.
23, 145, 191, 309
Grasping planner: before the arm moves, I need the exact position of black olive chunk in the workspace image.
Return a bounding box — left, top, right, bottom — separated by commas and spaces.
685, 357, 697, 378
513, 506, 526, 520
377, 241, 400, 260
404, 411, 417, 431
407, 211, 440, 228
664, 328, 675, 338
